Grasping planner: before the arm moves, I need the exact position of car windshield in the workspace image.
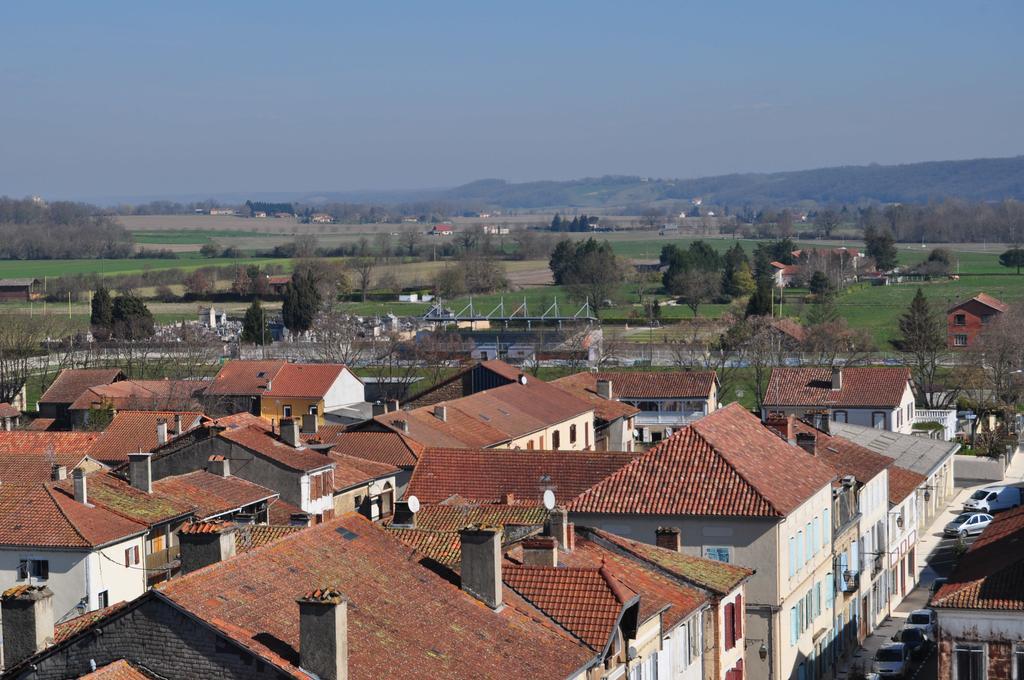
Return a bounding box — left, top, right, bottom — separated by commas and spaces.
970, 490, 989, 500
952, 513, 972, 524
908, 613, 931, 624
876, 648, 903, 662
900, 629, 923, 641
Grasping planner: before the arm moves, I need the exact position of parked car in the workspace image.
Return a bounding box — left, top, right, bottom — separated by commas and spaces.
891, 627, 933, 660
873, 643, 911, 678
903, 608, 936, 640
963, 485, 1022, 514
943, 512, 993, 538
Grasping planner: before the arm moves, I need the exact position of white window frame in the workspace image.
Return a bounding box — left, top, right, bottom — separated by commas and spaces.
703, 546, 731, 563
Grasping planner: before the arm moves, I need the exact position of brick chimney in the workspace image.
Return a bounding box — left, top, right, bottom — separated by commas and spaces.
655, 526, 682, 552
172, 413, 183, 436
460, 525, 503, 610
50, 464, 67, 481
831, 367, 843, 391
207, 455, 230, 478
155, 418, 168, 446
297, 588, 348, 680
1, 585, 55, 669
72, 467, 88, 505
521, 536, 558, 567
280, 417, 301, 447
596, 379, 613, 400
129, 451, 153, 494
547, 507, 574, 552
433, 404, 447, 422
179, 522, 237, 574
796, 432, 817, 455
765, 412, 796, 445
301, 413, 319, 435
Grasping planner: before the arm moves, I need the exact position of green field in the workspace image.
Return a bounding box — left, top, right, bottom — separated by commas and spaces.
0, 255, 294, 279
133, 229, 286, 245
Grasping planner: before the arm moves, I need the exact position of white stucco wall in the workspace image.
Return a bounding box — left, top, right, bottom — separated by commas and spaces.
322, 369, 365, 411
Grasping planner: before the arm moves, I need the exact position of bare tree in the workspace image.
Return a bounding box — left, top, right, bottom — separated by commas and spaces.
969, 306, 1024, 412
801, 319, 876, 368
400, 227, 422, 258
310, 313, 368, 366
353, 258, 376, 303
667, 268, 721, 317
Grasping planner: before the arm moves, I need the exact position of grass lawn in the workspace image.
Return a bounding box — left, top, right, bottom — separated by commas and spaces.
133, 229, 286, 245
0, 255, 293, 280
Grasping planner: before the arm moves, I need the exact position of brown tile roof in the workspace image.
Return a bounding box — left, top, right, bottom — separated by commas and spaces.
152, 471, 278, 520
0, 484, 146, 548
550, 373, 640, 423
155, 513, 592, 678
586, 528, 753, 595
570, 403, 836, 517
329, 452, 399, 491
79, 659, 154, 679
932, 504, 1024, 611
386, 503, 549, 532
385, 527, 463, 564
771, 317, 808, 343
0, 431, 97, 483
39, 368, 124, 405
60, 472, 194, 526
318, 431, 424, 468
762, 367, 911, 408
374, 406, 509, 449
503, 563, 636, 651
949, 292, 1009, 314
887, 464, 926, 504
218, 423, 335, 472
593, 371, 717, 400
267, 497, 304, 525
25, 417, 56, 431
207, 360, 353, 399
785, 420, 893, 485
264, 363, 354, 398
406, 447, 636, 505
234, 523, 305, 553
205, 359, 286, 396
87, 411, 204, 466
69, 379, 205, 412
0, 402, 20, 418
54, 601, 132, 644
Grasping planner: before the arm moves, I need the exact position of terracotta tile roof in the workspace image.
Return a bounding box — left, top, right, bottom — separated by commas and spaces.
586, 528, 753, 595
385, 527, 463, 564
762, 367, 911, 408
317, 430, 425, 468
155, 513, 592, 678
87, 411, 204, 466
152, 471, 278, 520
0, 430, 98, 455
386, 503, 549, 532
0, 402, 20, 418
60, 472, 194, 526
0, 484, 146, 548
25, 417, 56, 431
550, 373, 640, 423
39, 368, 124, 405
593, 371, 717, 400
267, 497, 304, 525
503, 563, 636, 651
781, 420, 893, 485
207, 360, 353, 399
771, 317, 808, 343
949, 292, 1009, 314
932, 505, 1024, 611
329, 452, 399, 491
571, 403, 836, 517
79, 659, 154, 679
69, 379, 205, 412
54, 601, 131, 643
0, 451, 85, 485
218, 423, 335, 472
406, 447, 636, 505
887, 464, 926, 504
234, 523, 305, 553
205, 359, 286, 395
264, 363, 353, 398
374, 406, 509, 448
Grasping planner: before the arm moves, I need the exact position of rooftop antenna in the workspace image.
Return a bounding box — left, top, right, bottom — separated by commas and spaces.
543, 489, 556, 511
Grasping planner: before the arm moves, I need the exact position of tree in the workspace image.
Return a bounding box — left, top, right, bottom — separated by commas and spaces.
548, 238, 625, 306
183, 269, 213, 297
667, 268, 720, 317
353, 257, 376, 302
400, 227, 422, 257
433, 267, 467, 298
802, 319, 875, 368
111, 294, 154, 340
864, 226, 898, 271
730, 262, 757, 297
814, 208, 841, 238
463, 256, 509, 293
241, 299, 270, 345
898, 288, 950, 407
808, 271, 832, 300
281, 269, 322, 334
90, 286, 113, 339
199, 242, 220, 258
998, 247, 1024, 274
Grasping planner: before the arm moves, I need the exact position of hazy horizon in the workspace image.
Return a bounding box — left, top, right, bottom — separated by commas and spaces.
2, 1, 1022, 200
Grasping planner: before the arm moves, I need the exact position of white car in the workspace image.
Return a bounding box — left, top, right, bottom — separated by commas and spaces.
904, 609, 936, 640
943, 512, 993, 538
873, 643, 910, 678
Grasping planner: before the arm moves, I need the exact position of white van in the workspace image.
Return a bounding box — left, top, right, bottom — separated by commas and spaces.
963, 485, 1022, 514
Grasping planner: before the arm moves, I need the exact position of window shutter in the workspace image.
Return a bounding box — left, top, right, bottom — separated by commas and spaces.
134, 546, 140, 564
18, 560, 28, 580
38, 560, 48, 580
790, 607, 798, 645
734, 594, 743, 638
724, 602, 735, 649
125, 548, 130, 567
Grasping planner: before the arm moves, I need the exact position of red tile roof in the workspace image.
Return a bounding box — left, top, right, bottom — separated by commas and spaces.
550, 373, 640, 423
385, 527, 463, 564
207, 360, 353, 399
264, 363, 354, 398
503, 563, 636, 651
762, 367, 911, 408
319, 431, 425, 468
54, 601, 132, 644
592, 371, 717, 400
69, 379, 205, 412
217, 423, 334, 472
0, 484, 146, 548
205, 360, 286, 396
152, 471, 278, 520
25, 417, 56, 431
234, 523, 305, 553
62, 472, 194, 526
0, 402, 20, 418
887, 465, 926, 504
783, 420, 893, 485
571, 403, 836, 517
155, 513, 592, 678
79, 659, 154, 679
87, 411, 204, 466
39, 368, 124, 405
932, 504, 1024, 611
329, 452, 398, 491
0, 431, 97, 483
948, 292, 1009, 314
386, 503, 549, 532
268, 497, 304, 525
406, 447, 636, 505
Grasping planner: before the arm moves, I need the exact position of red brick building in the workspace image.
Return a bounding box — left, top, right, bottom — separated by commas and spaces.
947, 293, 1008, 348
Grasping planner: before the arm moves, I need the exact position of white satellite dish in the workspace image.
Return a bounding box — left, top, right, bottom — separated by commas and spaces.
543, 489, 556, 511
408, 495, 421, 514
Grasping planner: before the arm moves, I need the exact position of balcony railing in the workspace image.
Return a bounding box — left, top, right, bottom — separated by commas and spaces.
914, 409, 957, 441
145, 546, 180, 574
634, 411, 706, 425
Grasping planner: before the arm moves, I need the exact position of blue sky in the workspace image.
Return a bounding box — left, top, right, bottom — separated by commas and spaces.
1, 1, 1022, 200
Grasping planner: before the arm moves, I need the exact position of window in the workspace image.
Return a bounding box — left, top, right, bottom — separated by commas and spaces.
813, 517, 820, 555
526, 440, 534, 450
833, 410, 848, 423
954, 334, 968, 347
569, 424, 577, 444
825, 573, 834, 609
282, 405, 293, 418
17, 559, 48, 581
308, 404, 318, 416
704, 546, 731, 563
954, 643, 985, 680
98, 590, 109, 608
954, 313, 966, 326
1013, 644, 1024, 680
552, 430, 561, 449
790, 607, 799, 645
814, 582, 822, 617
872, 412, 886, 429
124, 546, 140, 567
789, 536, 797, 577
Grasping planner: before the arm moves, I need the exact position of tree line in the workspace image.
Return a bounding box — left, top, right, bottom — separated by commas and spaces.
0, 197, 133, 259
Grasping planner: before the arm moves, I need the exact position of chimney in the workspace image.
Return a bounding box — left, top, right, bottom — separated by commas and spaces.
391, 500, 415, 528
502, 492, 515, 505
831, 367, 843, 391
179, 522, 237, 574
655, 526, 682, 552
72, 468, 88, 505
433, 405, 447, 422
50, 464, 67, 481
280, 417, 301, 447
297, 588, 348, 680
387, 399, 399, 413
765, 412, 796, 445
459, 525, 503, 610
128, 451, 153, 494
290, 512, 312, 527
796, 432, 817, 455
155, 418, 168, 446
547, 507, 574, 552
1, 586, 55, 669
596, 379, 613, 400
371, 401, 387, 416
521, 536, 558, 567
173, 413, 183, 436
394, 419, 410, 434
208, 455, 230, 478
301, 413, 319, 435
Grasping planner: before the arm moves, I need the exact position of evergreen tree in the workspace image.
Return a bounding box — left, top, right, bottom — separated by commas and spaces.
111, 294, 154, 340
898, 288, 946, 407
241, 298, 270, 345
745, 281, 773, 317
90, 285, 113, 337
808, 271, 832, 299
281, 269, 321, 334
865, 226, 899, 271
550, 213, 562, 232
730, 261, 757, 297
805, 295, 839, 325
998, 247, 1024, 274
